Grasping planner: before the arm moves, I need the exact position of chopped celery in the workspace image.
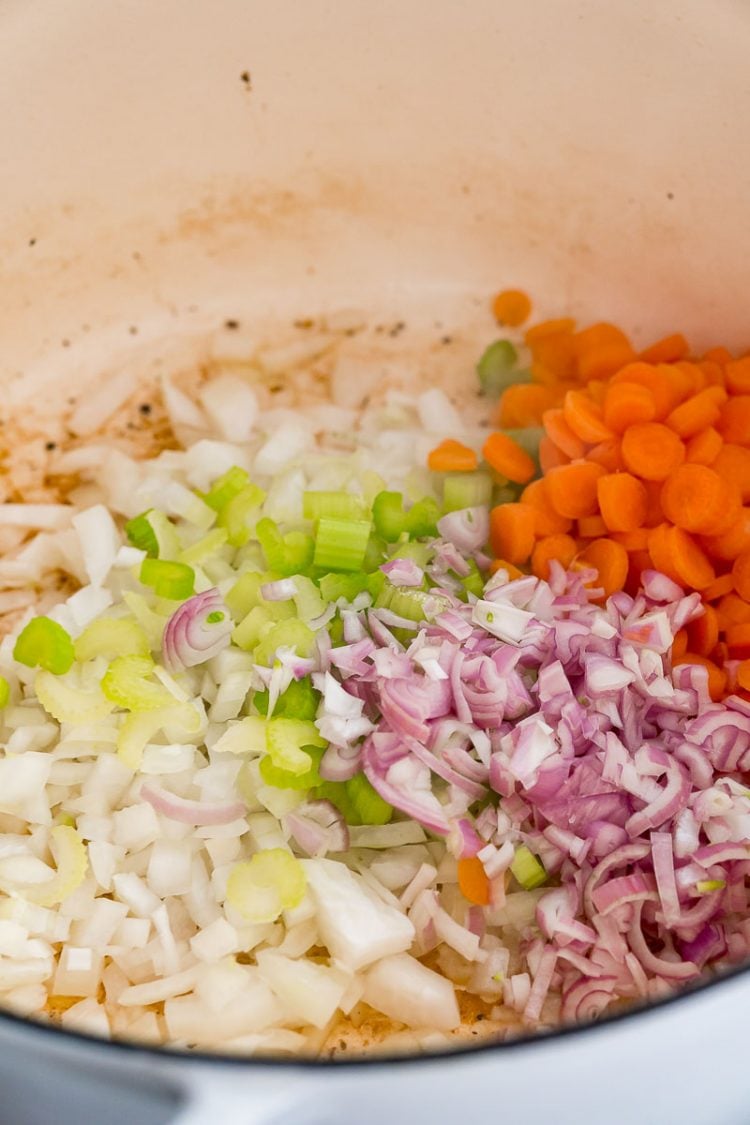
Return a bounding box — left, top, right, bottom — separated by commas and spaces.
319, 572, 369, 602
493, 484, 522, 506
253, 619, 316, 666
125, 509, 180, 560
303, 491, 367, 521
328, 615, 345, 645
510, 844, 547, 890
502, 427, 544, 463
217, 483, 267, 547
265, 717, 326, 775
476, 339, 529, 395
443, 472, 493, 513
225, 571, 265, 622
21, 825, 88, 907
404, 497, 440, 538
460, 560, 486, 599
259, 742, 324, 789
179, 528, 229, 566
74, 618, 150, 663
0, 676, 9, 709
346, 772, 393, 825
13, 617, 74, 676
256, 518, 314, 576
375, 584, 451, 623
362, 535, 387, 573
101, 655, 174, 711
35, 670, 114, 724
696, 879, 726, 894
388, 539, 432, 567
140, 559, 195, 600
290, 575, 328, 624
361, 470, 387, 507
372, 491, 407, 541
313, 518, 371, 572
255, 676, 320, 721
366, 570, 387, 599
226, 849, 306, 922
232, 605, 275, 652
201, 466, 251, 512
122, 592, 169, 649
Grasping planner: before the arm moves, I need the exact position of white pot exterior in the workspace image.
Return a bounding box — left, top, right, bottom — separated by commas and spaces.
0, 2, 749, 1122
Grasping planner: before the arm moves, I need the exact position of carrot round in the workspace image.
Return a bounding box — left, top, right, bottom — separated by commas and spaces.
726, 624, 750, 659
737, 659, 750, 692
687, 605, 719, 657
667, 527, 716, 590
573, 323, 636, 382
701, 573, 735, 602
539, 435, 569, 474
665, 387, 727, 439
483, 432, 537, 484
489, 558, 524, 580
620, 423, 685, 481
602, 381, 656, 433
597, 472, 648, 533
698, 360, 726, 388
701, 508, 750, 561
497, 384, 557, 428
427, 438, 478, 473
659, 464, 735, 534
711, 444, 750, 503
725, 356, 750, 395
586, 439, 625, 473
520, 479, 572, 536
492, 289, 532, 327
457, 856, 491, 905
732, 552, 750, 601
639, 333, 689, 365
611, 527, 651, 552
531, 534, 578, 580
489, 503, 536, 564
685, 427, 723, 466
544, 461, 606, 519
609, 363, 680, 420
542, 409, 586, 460
577, 538, 629, 598
673, 654, 727, 701
718, 396, 750, 445
562, 390, 614, 444
525, 317, 576, 343
672, 628, 689, 660
578, 514, 608, 538
717, 593, 750, 629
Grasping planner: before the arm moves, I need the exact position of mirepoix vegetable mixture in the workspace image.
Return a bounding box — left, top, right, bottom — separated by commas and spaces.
1, 291, 750, 1054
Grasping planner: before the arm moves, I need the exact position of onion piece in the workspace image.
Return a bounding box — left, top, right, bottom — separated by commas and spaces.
141, 784, 245, 826
162, 588, 233, 672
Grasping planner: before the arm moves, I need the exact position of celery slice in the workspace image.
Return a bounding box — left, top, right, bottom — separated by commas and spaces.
303, 491, 367, 521
226, 849, 306, 923
510, 844, 547, 889
313, 518, 371, 571
443, 472, 493, 513
74, 617, 150, 663
101, 656, 174, 711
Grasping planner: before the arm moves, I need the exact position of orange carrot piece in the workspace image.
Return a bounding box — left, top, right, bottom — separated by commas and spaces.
544, 461, 606, 519
496, 384, 558, 428
602, 381, 656, 433
718, 396, 750, 445
489, 503, 536, 564
626, 549, 653, 594
483, 432, 537, 485
687, 605, 720, 657
597, 472, 648, 533
621, 423, 685, 481
726, 623, 750, 659
667, 527, 716, 590
542, 409, 586, 460
701, 509, 750, 561
562, 390, 614, 444
642, 479, 666, 528
702, 573, 735, 602
586, 439, 625, 473
531, 534, 578, 580
732, 552, 750, 600
673, 654, 727, 701
725, 356, 750, 395
698, 360, 726, 388
672, 628, 689, 660
672, 361, 708, 396
685, 427, 723, 466
573, 323, 636, 382
711, 444, 750, 503
717, 594, 750, 629
609, 363, 679, 420
492, 289, 532, 328
665, 387, 727, 439
457, 856, 490, 905
520, 479, 573, 536
703, 346, 733, 365
576, 538, 629, 598
611, 528, 651, 552
427, 438, 478, 473
489, 558, 524, 579
539, 436, 569, 474
525, 318, 576, 343
577, 514, 608, 538
660, 464, 735, 534
639, 333, 690, 365
736, 660, 750, 692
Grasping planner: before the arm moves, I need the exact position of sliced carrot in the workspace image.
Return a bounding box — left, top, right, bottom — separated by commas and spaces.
667, 527, 715, 590
531, 534, 579, 580
520, 479, 573, 536
687, 605, 719, 657
544, 461, 606, 519
525, 317, 577, 343
576, 538, 629, 598
671, 361, 707, 397
427, 438, 478, 473
717, 594, 750, 629
685, 427, 723, 466
597, 472, 648, 533
725, 356, 750, 395
620, 423, 685, 481
489, 503, 536, 565
573, 323, 636, 382
672, 628, 689, 660
497, 384, 558, 428
586, 439, 624, 472
726, 623, 750, 659
609, 363, 679, 420
703, 346, 733, 365
732, 552, 750, 600
701, 573, 735, 601
529, 337, 577, 380
736, 660, 750, 692
718, 396, 750, 445
698, 360, 726, 388
602, 381, 656, 433
482, 432, 537, 485
457, 856, 490, 906
626, 549, 653, 595
562, 390, 614, 444
489, 558, 524, 579
539, 435, 569, 474
701, 509, 750, 561
659, 464, 736, 535
665, 387, 727, 439
673, 654, 726, 701
711, 445, 750, 503
611, 528, 651, 552
639, 333, 689, 364
641, 479, 665, 528
492, 289, 532, 327
577, 514, 608, 538
542, 409, 586, 460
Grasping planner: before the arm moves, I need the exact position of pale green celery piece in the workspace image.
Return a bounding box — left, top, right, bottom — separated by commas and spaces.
122, 592, 170, 650
149, 510, 182, 559
361, 470, 387, 507
387, 539, 433, 567
179, 528, 230, 566
117, 702, 203, 770
265, 599, 296, 624
290, 575, 328, 624
253, 620, 315, 666
225, 571, 265, 622
74, 617, 150, 663
302, 491, 367, 521
404, 466, 438, 504
35, 670, 115, 725
211, 715, 268, 756
0, 677, 9, 709
233, 605, 275, 652
218, 484, 267, 547
696, 879, 727, 894
510, 844, 547, 890
443, 472, 494, 513
101, 655, 174, 711
265, 717, 325, 775
226, 849, 306, 922
375, 584, 451, 623
17, 825, 88, 907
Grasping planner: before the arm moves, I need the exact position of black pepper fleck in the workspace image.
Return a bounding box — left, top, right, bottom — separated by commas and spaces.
61, 339, 71, 348
139, 403, 152, 416
45, 441, 56, 451
224, 319, 240, 331
667, 192, 674, 200
240, 70, 252, 89
28, 238, 37, 247
441, 335, 453, 345
128, 325, 139, 336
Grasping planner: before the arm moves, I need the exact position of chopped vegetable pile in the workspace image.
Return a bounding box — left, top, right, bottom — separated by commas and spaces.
0, 295, 749, 1055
